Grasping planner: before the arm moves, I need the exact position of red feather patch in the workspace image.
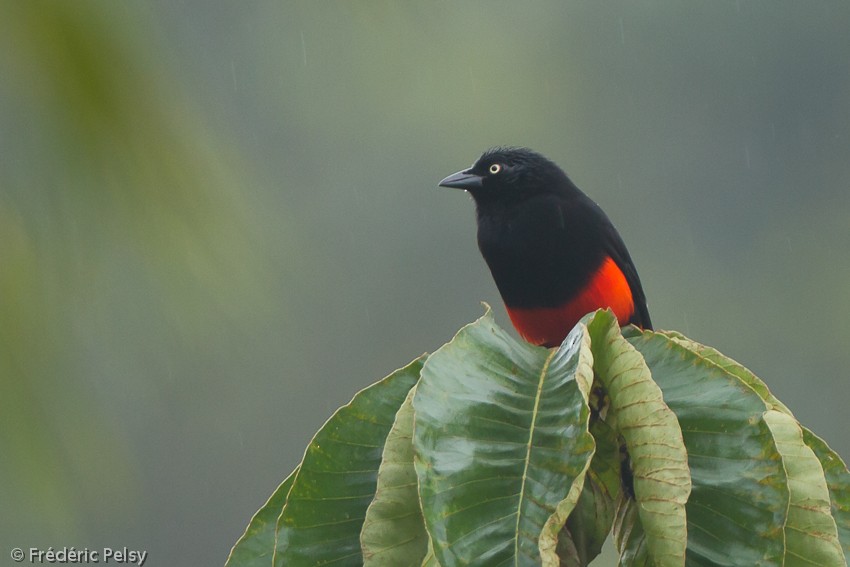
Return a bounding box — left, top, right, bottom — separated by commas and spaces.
506, 257, 635, 347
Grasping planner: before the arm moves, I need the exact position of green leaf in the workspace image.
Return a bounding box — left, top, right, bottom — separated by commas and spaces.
413, 309, 595, 567
273, 356, 425, 567
587, 311, 690, 567
361, 388, 431, 566
628, 330, 790, 566
421, 539, 440, 567
539, 331, 596, 567
558, 416, 621, 566
659, 332, 792, 415
613, 498, 651, 567
803, 428, 850, 563
763, 411, 845, 566
226, 467, 298, 567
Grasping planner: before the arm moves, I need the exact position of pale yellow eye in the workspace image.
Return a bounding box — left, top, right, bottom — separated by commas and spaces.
489, 163, 502, 174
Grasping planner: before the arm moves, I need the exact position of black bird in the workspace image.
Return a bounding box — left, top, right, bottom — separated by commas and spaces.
440, 147, 651, 347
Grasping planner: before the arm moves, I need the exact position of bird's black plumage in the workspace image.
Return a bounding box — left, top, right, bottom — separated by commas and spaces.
440, 147, 651, 346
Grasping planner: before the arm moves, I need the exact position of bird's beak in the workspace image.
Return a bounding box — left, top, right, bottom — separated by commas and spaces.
439, 168, 483, 190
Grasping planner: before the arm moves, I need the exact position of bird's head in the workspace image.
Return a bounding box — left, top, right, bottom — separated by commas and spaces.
439, 147, 569, 205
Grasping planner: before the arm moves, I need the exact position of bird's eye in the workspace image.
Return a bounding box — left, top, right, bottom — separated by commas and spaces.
489, 163, 502, 174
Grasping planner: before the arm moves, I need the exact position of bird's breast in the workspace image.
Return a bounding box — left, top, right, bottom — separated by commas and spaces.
476, 200, 604, 309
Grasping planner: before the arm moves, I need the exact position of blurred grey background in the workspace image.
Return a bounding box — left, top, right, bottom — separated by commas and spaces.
1, 2, 848, 565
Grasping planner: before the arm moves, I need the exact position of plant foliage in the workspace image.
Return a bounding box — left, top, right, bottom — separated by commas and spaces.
227, 309, 850, 566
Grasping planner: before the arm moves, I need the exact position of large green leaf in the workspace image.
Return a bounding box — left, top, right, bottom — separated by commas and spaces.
803, 428, 850, 563
422, 540, 440, 567
273, 356, 425, 567
587, 310, 690, 567
361, 388, 431, 566
613, 498, 651, 567
226, 467, 298, 567
676, 335, 848, 563
763, 411, 844, 566
413, 309, 595, 567
628, 330, 790, 566
559, 416, 622, 566
677, 333, 850, 562
659, 332, 792, 416
539, 331, 596, 567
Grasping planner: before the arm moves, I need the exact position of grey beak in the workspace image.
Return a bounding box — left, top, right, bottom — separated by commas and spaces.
439, 169, 483, 190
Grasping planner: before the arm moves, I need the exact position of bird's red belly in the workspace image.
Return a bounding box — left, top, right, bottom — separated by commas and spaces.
505, 257, 635, 347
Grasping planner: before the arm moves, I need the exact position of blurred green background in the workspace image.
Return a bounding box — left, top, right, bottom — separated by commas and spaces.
2, 2, 848, 565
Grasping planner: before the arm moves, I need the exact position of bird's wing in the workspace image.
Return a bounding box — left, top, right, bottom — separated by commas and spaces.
601, 219, 653, 330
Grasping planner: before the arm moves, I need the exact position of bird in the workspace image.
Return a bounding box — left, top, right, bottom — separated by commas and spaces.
439, 147, 651, 348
